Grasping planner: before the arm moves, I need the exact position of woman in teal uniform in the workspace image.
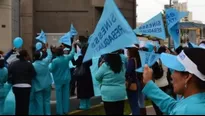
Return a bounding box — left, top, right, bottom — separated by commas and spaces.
0, 55, 8, 115
142, 48, 205, 115
30, 44, 53, 115
49, 42, 76, 115
95, 53, 127, 115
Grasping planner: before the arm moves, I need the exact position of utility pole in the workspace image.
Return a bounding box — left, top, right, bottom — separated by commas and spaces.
168, 0, 172, 48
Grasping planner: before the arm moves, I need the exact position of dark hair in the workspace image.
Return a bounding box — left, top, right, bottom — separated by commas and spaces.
17, 50, 29, 60
200, 41, 205, 45
56, 47, 64, 56
180, 72, 205, 91
139, 47, 148, 52
33, 51, 44, 61
175, 46, 184, 55
157, 46, 167, 54
0, 56, 4, 68
106, 54, 122, 73
193, 75, 205, 90
113, 49, 124, 54
184, 48, 205, 90
127, 48, 138, 58
62, 43, 71, 50
81, 44, 88, 56
0, 51, 4, 55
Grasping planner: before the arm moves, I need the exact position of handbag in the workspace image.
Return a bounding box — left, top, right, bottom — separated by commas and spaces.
73, 64, 86, 77
126, 78, 137, 91
126, 58, 138, 91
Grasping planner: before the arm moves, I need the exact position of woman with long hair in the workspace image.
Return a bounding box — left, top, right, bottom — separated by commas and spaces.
95, 53, 126, 115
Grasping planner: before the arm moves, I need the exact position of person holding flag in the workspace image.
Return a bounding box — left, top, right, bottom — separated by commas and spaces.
29, 43, 53, 115
142, 48, 205, 115
49, 41, 77, 115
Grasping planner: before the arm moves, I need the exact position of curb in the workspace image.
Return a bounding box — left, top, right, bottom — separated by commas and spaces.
68, 104, 104, 115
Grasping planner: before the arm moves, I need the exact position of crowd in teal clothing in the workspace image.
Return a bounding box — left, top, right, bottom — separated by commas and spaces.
1, 40, 205, 116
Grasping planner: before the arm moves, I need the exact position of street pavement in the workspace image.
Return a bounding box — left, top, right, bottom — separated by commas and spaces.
50, 90, 102, 115
50, 90, 156, 115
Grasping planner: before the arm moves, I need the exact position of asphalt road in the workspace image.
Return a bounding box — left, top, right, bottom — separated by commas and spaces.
50, 90, 102, 115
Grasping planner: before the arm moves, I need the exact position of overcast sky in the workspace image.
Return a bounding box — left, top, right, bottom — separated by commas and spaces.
137, 0, 205, 23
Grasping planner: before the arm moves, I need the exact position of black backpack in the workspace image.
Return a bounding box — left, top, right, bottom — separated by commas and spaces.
152, 61, 164, 80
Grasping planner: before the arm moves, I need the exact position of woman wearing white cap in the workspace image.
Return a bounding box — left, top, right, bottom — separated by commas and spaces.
142, 48, 205, 115
0, 55, 8, 115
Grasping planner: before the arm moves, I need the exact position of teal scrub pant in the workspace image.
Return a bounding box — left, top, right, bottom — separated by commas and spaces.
0, 87, 5, 115
55, 83, 70, 115
79, 99, 91, 110
0, 98, 4, 115
29, 87, 51, 115
35, 87, 51, 115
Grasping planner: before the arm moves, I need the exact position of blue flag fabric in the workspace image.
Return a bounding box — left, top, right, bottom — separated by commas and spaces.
36, 30, 47, 44
166, 8, 188, 49
169, 23, 180, 49
90, 57, 101, 97
70, 24, 78, 37
83, 0, 139, 62
136, 51, 161, 72
59, 32, 72, 46
134, 13, 166, 40
188, 42, 205, 49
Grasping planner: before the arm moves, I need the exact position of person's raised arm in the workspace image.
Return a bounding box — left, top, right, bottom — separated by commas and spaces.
65, 41, 78, 61
142, 65, 177, 114
43, 43, 53, 64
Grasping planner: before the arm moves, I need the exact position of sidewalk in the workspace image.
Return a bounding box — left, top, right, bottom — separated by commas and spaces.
146, 106, 156, 115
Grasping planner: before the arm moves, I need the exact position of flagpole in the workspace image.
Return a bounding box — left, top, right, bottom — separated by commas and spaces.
168, 0, 172, 48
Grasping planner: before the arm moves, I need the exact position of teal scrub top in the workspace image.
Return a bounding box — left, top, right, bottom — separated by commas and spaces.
32, 49, 53, 92
143, 81, 205, 115
95, 63, 127, 102
49, 47, 75, 85
0, 68, 8, 98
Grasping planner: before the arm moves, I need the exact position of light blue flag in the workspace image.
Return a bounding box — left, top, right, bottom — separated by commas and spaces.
59, 32, 72, 46
169, 23, 180, 49
166, 8, 188, 49
88, 34, 94, 43
36, 30, 47, 44
70, 24, 78, 37
90, 57, 101, 97
136, 51, 161, 72
188, 42, 205, 49
134, 13, 166, 40
83, 0, 139, 62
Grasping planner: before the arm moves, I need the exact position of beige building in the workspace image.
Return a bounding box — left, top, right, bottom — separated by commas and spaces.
0, 0, 137, 54
0, 0, 20, 52
172, 0, 192, 22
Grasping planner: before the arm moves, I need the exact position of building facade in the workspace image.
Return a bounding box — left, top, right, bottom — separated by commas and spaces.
172, 0, 192, 22
0, 0, 20, 52
0, 0, 137, 53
